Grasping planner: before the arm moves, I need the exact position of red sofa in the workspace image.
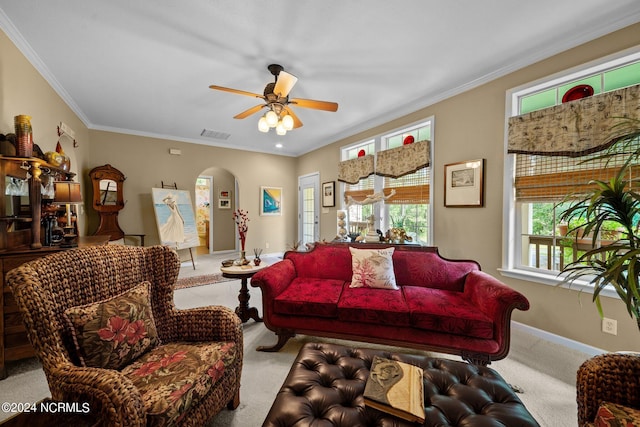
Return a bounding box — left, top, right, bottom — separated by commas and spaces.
250, 243, 530, 365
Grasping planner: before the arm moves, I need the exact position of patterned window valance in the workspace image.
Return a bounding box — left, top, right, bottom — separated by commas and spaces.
376, 139, 430, 178
338, 155, 375, 184
508, 84, 640, 157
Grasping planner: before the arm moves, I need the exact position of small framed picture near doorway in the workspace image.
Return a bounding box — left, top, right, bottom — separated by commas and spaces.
322, 181, 335, 207
444, 159, 485, 207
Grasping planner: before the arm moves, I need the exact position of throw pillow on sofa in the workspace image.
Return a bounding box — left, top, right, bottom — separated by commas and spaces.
349, 247, 398, 289
63, 281, 160, 369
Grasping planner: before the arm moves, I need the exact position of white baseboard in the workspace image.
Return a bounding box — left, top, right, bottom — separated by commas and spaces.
512, 321, 604, 357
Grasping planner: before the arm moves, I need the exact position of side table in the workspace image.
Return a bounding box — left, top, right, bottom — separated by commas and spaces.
220, 263, 268, 323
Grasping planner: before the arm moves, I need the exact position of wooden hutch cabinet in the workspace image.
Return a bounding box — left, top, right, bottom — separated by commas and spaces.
0, 155, 90, 379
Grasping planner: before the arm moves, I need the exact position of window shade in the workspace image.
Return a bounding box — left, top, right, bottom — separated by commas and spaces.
515, 141, 640, 202
383, 167, 430, 204
376, 140, 430, 178
508, 84, 640, 157
338, 155, 374, 184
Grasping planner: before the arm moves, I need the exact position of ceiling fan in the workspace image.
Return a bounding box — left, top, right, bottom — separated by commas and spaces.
209, 64, 338, 135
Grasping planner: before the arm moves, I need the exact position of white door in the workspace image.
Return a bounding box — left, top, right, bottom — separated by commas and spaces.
298, 173, 320, 248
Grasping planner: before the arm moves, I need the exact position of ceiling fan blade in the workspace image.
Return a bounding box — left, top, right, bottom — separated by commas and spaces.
273, 70, 298, 97
284, 106, 303, 128
289, 98, 338, 112
233, 104, 265, 119
209, 85, 264, 99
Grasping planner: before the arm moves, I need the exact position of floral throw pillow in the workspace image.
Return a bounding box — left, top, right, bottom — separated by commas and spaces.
64, 282, 160, 370
595, 401, 640, 427
349, 247, 398, 289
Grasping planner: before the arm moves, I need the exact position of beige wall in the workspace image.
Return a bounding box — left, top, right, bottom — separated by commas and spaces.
3, 21, 640, 351
298, 22, 640, 351
87, 130, 297, 255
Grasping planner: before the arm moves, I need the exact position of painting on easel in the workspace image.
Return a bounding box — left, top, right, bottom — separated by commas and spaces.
152, 188, 199, 250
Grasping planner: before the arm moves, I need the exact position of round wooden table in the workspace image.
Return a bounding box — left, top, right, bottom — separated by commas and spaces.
220, 263, 268, 323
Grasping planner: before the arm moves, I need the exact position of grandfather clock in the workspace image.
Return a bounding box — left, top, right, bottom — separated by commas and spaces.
89, 164, 125, 240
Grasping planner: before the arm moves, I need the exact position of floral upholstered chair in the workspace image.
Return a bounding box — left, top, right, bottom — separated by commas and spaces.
577, 352, 640, 426
7, 245, 243, 427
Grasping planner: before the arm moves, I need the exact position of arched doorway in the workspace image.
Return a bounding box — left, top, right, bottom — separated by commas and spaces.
195, 167, 237, 254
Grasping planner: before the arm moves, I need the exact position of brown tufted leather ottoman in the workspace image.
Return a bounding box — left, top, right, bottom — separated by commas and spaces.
263, 342, 539, 427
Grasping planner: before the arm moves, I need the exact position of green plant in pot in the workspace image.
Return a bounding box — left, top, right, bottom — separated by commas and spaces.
559, 118, 640, 332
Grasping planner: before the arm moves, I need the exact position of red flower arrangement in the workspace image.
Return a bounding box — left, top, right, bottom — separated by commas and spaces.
232, 209, 249, 251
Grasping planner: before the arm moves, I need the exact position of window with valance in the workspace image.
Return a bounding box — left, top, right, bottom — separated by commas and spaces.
504, 51, 640, 276
339, 122, 432, 243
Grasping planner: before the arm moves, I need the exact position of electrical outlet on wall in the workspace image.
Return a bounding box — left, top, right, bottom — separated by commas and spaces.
602, 318, 617, 335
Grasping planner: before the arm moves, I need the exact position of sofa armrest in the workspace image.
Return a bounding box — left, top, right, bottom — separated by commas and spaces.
51, 363, 146, 426
577, 353, 640, 426
250, 259, 297, 300
463, 271, 530, 357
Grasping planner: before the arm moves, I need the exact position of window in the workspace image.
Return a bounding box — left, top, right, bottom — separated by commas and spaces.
341, 120, 433, 245
504, 48, 640, 281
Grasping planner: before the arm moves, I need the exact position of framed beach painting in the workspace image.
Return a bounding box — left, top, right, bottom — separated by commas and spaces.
151, 188, 199, 249
444, 159, 485, 207
260, 186, 282, 216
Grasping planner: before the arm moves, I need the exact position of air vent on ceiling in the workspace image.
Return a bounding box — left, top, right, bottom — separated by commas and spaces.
200, 129, 231, 140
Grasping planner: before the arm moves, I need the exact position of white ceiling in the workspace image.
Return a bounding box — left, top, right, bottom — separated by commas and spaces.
1, 1, 640, 157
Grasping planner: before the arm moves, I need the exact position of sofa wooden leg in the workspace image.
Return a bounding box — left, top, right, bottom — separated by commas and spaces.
256, 331, 294, 352
227, 389, 240, 410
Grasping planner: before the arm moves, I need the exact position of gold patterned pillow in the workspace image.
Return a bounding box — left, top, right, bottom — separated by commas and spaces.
64, 282, 159, 369
349, 247, 398, 289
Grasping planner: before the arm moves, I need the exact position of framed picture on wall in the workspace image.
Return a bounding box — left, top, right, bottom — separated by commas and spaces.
322, 181, 335, 207
444, 159, 485, 207
219, 190, 230, 199
260, 186, 282, 216
218, 199, 231, 209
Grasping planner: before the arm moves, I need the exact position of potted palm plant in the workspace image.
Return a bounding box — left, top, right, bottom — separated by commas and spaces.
559, 118, 640, 332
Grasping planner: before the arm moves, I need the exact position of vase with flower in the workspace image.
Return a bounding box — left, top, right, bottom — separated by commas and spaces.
233, 208, 250, 265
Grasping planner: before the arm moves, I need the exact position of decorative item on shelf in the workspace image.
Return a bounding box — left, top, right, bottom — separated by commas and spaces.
337, 210, 348, 241
0, 133, 16, 156
233, 208, 249, 265
53, 181, 82, 247
13, 115, 33, 157
55, 141, 71, 171
403, 135, 414, 145
561, 84, 594, 103
253, 248, 262, 266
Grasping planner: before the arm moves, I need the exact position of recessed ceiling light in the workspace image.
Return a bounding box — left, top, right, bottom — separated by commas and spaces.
275, 143, 283, 149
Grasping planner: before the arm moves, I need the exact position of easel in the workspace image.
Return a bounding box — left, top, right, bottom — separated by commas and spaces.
161, 181, 196, 270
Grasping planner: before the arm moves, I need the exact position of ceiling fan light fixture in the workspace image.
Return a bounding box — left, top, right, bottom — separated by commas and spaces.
265, 110, 279, 127
276, 122, 287, 135
282, 114, 294, 131
258, 116, 269, 132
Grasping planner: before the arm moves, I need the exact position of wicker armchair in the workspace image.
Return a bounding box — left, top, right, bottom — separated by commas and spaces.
577, 352, 640, 426
7, 245, 243, 427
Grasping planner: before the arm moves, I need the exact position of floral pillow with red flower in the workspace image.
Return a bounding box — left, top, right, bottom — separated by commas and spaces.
349, 247, 398, 289
63, 282, 159, 370
594, 401, 640, 427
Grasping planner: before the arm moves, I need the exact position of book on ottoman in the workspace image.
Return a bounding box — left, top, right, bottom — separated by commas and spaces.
363, 356, 425, 423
